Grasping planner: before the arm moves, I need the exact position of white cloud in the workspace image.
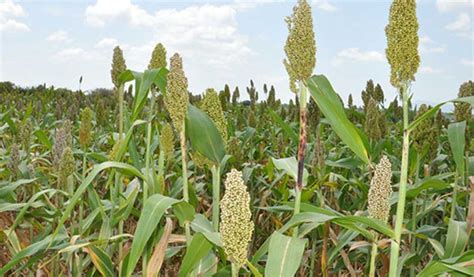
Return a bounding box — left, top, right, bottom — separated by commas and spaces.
332, 48, 384, 65
419, 66, 442, 74
55, 48, 86, 60
0, 0, 29, 32
313, 0, 337, 12
446, 12, 471, 31
461, 59, 474, 66
85, 0, 155, 27
0, 19, 29, 32
419, 35, 446, 54
95, 38, 118, 48
445, 12, 472, 38
47, 30, 72, 43
436, 0, 474, 12
84, 1, 253, 70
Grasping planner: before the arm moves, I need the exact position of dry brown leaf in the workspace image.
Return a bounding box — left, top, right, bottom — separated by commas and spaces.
349, 241, 371, 252
146, 217, 174, 277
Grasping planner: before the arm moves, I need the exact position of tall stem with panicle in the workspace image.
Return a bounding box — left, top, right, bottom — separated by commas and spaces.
389, 82, 410, 276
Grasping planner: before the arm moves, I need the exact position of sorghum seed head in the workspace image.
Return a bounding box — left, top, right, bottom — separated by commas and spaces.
164, 53, 189, 132
52, 127, 68, 172
111, 46, 127, 89
160, 123, 175, 159
201, 88, 228, 142
109, 139, 122, 161
59, 147, 75, 180
148, 43, 167, 70
19, 120, 32, 151
8, 143, 20, 177
220, 169, 254, 267
79, 107, 93, 149
283, 0, 316, 92
385, 0, 420, 88
368, 156, 392, 223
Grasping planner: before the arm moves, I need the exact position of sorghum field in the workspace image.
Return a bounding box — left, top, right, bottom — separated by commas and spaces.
1, 0, 473, 276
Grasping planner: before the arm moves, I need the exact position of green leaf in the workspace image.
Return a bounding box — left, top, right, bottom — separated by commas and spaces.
124, 194, 179, 277
173, 201, 196, 227
428, 238, 445, 258
185, 104, 225, 163
444, 220, 468, 259
51, 162, 145, 242
408, 96, 474, 131
271, 157, 308, 186
448, 122, 466, 177
131, 68, 167, 121
87, 246, 115, 277
178, 233, 213, 277
307, 75, 369, 164
268, 109, 298, 144
265, 232, 307, 277
33, 129, 52, 150
0, 232, 69, 275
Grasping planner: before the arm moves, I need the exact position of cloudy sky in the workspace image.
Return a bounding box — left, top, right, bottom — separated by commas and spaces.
1, 0, 473, 106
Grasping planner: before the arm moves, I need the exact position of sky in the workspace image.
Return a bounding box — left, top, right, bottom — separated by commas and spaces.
0, 0, 473, 107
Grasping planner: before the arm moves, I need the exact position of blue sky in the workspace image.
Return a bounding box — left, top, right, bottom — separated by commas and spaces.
1, 0, 473, 106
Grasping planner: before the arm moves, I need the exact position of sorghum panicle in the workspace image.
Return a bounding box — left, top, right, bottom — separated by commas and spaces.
160, 123, 175, 159
368, 156, 393, 223
385, 0, 420, 88
148, 43, 167, 70
59, 147, 75, 183
220, 169, 254, 267
79, 107, 93, 149
111, 46, 127, 89
164, 53, 189, 132
201, 88, 228, 142
283, 0, 316, 92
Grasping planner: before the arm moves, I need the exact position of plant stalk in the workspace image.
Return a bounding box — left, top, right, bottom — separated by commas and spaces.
180, 122, 191, 243
389, 82, 410, 276
369, 235, 378, 277
212, 165, 221, 232
294, 81, 308, 237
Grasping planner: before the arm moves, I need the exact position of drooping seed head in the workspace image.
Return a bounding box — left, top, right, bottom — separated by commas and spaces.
109, 139, 122, 161
164, 53, 189, 132
148, 43, 167, 70
283, 0, 316, 92
368, 156, 393, 223
220, 169, 254, 267
201, 88, 227, 142
455, 81, 473, 123
385, 0, 420, 88
79, 107, 93, 149
111, 46, 127, 89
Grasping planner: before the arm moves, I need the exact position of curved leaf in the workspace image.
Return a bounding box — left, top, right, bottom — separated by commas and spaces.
307, 75, 369, 164
185, 104, 225, 163
124, 194, 179, 277
265, 232, 307, 277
